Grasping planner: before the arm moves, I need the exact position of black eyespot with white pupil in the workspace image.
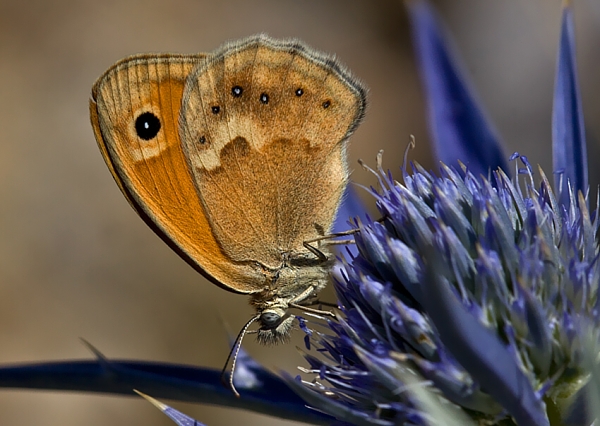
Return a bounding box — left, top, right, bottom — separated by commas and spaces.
199, 136, 206, 145
260, 93, 269, 104
322, 100, 331, 109
211, 106, 220, 114
295, 88, 303, 97
232, 86, 243, 97
135, 112, 161, 140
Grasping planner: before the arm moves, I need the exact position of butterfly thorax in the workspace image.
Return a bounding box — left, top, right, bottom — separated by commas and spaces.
249, 251, 333, 345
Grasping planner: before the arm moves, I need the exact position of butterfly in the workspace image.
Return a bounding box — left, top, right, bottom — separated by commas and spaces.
90, 35, 366, 384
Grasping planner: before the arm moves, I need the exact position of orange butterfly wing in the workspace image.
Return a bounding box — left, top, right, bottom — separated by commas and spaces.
90, 54, 265, 293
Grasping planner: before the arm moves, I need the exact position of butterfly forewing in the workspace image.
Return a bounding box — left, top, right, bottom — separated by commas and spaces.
90, 54, 265, 293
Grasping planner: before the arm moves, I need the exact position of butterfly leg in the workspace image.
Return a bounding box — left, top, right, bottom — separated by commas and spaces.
303, 228, 358, 260
288, 284, 336, 318
290, 302, 336, 318
305, 299, 338, 309
302, 240, 328, 261
325, 239, 355, 246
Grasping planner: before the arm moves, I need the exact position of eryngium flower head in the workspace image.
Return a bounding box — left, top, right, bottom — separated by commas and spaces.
288, 153, 598, 426
283, 1, 596, 424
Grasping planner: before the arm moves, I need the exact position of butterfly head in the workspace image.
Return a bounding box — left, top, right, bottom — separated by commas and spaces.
255, 307, 295, 345
250, 260, 330, 344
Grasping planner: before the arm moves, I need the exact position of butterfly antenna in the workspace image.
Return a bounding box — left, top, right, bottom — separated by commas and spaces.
220, 314, 260, 397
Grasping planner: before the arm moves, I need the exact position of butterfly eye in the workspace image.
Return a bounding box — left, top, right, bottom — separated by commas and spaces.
260, 311, 282, 329
135, 112, 161, 140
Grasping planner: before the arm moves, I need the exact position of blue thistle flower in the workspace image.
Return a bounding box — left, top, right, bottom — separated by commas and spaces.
289, 152, 599, 425
285, 2, 595, 426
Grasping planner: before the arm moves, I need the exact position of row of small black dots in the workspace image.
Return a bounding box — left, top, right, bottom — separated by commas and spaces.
200, 86, 331, 146
231, 85, 305, 102
209, 98, 332, 113
207, 85, 330, 111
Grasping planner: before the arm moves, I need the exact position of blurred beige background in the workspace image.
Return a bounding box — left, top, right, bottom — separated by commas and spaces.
0, 1, 599, 425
